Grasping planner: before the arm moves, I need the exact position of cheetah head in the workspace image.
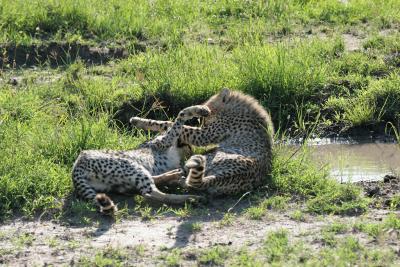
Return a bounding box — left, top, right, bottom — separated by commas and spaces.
205, 88, 231, 113
202, 88, 231, 125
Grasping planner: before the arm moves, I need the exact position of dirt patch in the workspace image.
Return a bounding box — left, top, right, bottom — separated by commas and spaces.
0, 199, 398, 266
342, 33, 363, 52
0, 42, 145, 68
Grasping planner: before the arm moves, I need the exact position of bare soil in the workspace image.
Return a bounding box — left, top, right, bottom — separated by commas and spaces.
0, 193, 399, 266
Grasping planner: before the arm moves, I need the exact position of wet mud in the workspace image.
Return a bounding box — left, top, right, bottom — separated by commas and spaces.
357, 174, 400, 209
0, 42, 145, 68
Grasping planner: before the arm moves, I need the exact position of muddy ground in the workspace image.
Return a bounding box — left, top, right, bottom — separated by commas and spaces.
1, 31, 391, 69
357, 175, 400, 208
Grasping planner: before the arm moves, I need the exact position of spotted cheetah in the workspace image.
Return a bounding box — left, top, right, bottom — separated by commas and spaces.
130, 89, 274, 195
72, 105, 210, 214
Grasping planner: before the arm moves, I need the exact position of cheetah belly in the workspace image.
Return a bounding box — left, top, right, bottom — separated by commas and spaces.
88, 179, 109, 192
152, 146, 181, 175
165, 146, 181, 169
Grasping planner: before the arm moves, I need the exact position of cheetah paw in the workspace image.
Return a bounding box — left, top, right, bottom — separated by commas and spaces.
95, 193, 118, 215
185, 155, 206, 170
179, 105, 211, 121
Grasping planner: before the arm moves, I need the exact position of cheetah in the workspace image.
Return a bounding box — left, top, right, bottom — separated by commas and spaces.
130, 88, 274, 195
72, 105, 210, 214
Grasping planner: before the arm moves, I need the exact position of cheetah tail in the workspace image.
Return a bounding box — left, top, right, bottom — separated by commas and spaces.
144, 187, 203, 205
95, 193, 118, 215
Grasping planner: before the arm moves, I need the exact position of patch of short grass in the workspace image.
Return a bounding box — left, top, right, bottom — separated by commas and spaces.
320, 231, 338, 247
66, 240, 80, 250
159, 248, 182, 267
384, 213, 400, 229
183, 222, 202, 234
272, 147, 369, 215
13, 233, 34, 248
245, 206, 265, 220
78, 246, 128, 267
263, 229, 292, 263
230, 248, 263, 267
324, 221, 349, 234
353, 213, 400, 239
218, 213, 235, 228
290, 210, 306, 222
133, 244, 146, 257
198, 246, 230, 266
224, 229, 398, 266
46, 237, 60, 248
245, 195, 290, 220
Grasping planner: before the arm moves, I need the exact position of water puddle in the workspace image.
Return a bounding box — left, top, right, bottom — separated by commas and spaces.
289, 137, 400, 182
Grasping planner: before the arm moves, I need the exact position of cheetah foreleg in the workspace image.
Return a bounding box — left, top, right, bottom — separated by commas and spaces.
143, 105, 210, 150
131, 117, 221, 147
152, 169, 184, 185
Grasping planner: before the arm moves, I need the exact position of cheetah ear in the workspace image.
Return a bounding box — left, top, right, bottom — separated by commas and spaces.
220, 88, 231, 103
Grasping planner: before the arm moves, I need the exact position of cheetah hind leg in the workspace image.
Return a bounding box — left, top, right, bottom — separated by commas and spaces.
94, 193, 118, 215
184, 155, 206, 189
129, 117, 173, 132
73, 177, 117, 215
130, 105, 210, 132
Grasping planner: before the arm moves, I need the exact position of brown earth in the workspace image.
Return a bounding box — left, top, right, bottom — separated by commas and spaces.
0, 190, 398, 266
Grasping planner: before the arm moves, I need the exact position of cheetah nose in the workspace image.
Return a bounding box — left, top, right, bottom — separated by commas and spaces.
200, 107, 211, 117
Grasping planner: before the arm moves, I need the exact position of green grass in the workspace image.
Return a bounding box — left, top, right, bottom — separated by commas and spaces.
263, 229, 293, 263
217, 212, 235, 227
13, 232, 34, 248
245, 195, 290, 220
198, 246, 230, 266
1, 0, 399, 47
0, 0, 398, 222
78, 246, 128, 267
324, 221, 349, 234
150, 230, 396, 266
290, 210, 306, 222
1, 3, 399, 265
177, 230, 397, 266
271, 146, 368, 215
0, 70, 371, 218
159, 248, 182, 267
353, 213, 400, 238
184, 222, 202, 233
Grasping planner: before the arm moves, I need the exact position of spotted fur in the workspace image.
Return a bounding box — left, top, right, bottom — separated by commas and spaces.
72, 105, 210, 214
130, 89, 274, 195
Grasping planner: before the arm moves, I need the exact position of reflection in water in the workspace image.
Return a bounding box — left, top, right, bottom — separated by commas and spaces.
284, 137, 400, 182
308, 140, 400, 182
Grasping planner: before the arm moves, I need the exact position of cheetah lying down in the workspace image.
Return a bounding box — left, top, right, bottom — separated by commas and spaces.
72, 105, 210, 214
131, 88, 274, 195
